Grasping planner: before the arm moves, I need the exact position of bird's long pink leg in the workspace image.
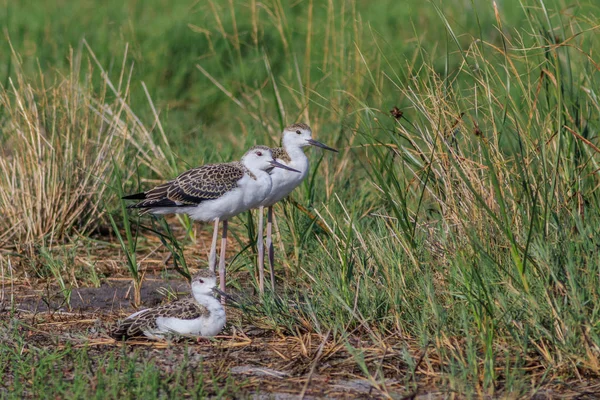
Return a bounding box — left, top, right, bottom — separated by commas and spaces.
208, 218, 220, 272
257, 206, 265, 295
219, 219, 228, 304
267, 206, 276, 291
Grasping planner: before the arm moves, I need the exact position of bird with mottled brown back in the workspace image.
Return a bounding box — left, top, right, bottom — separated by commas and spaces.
111, 270, 226, 340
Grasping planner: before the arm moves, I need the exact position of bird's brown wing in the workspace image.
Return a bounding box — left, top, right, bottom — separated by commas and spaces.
124, 162, 245, 209
111, 298, 210, 339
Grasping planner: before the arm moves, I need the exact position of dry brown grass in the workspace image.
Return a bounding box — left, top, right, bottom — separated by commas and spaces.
0, 43, 172, 252
2, 306, 599, 399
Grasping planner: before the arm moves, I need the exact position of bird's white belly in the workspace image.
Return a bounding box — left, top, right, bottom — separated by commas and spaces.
186, 188, 247, 221
189, 174, 271, 219
156, 316, 205, 335
262, 164, 308, 206
149, 173, 272, 221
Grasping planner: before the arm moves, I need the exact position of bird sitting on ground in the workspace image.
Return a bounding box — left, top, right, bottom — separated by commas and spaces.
111, 269, 226, 340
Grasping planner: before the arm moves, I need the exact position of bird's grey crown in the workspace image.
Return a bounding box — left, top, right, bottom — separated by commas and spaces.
285, 122, 311, 131
192, 269, 216, 281
248, 144, 272, 152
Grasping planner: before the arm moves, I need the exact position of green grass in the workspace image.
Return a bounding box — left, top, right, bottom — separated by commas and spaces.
2, 0, 600, 397
0, 320, 241, 399
0, 0, 527, 157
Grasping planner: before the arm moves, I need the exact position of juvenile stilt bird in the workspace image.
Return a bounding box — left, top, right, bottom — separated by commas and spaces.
255, 124, 337, 293
111, 270, 226, 340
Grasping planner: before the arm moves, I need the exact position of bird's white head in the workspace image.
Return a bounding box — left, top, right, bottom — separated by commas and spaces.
241, 145, 275, 172
242, 145, 301, 173
281, 123, 338, 153
191, 270, 217, 296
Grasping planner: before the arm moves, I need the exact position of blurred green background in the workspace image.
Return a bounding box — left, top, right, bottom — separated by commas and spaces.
1, 0, 528, 160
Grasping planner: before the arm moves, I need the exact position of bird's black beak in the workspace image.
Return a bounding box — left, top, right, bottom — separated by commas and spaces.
307, 138, 338, 152
270, 160, 301, 173
212, 287, 233, 300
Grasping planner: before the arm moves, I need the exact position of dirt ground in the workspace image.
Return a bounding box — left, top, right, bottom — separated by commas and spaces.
3, 277, 600, 399
2, 225, 599, 399
0, 270, 428, 399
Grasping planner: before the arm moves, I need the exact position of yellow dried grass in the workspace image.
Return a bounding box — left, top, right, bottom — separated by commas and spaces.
0, 44, 170, 250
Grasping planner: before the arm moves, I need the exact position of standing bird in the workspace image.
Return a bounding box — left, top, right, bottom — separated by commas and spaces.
256, 123, 337, 293
111, 269, 226, 340
123, 146, 300, 296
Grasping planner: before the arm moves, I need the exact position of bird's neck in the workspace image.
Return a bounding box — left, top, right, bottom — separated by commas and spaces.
283, 143, 307, 162
193, 292, 222, 311
243, 164, 269, 181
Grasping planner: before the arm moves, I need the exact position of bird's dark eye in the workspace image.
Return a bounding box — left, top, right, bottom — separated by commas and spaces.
296, 130, 301, 135
256, 151, 263, 156
198, 279, 204, 283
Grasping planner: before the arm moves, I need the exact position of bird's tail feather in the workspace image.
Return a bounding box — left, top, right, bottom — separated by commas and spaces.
122, 192, 147, 200
110, 320, 134, 340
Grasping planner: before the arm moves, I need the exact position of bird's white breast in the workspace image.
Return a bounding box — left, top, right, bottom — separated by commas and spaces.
199, 302, 226, 336
239, 172, 273, 209
261, 153, 309, 206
